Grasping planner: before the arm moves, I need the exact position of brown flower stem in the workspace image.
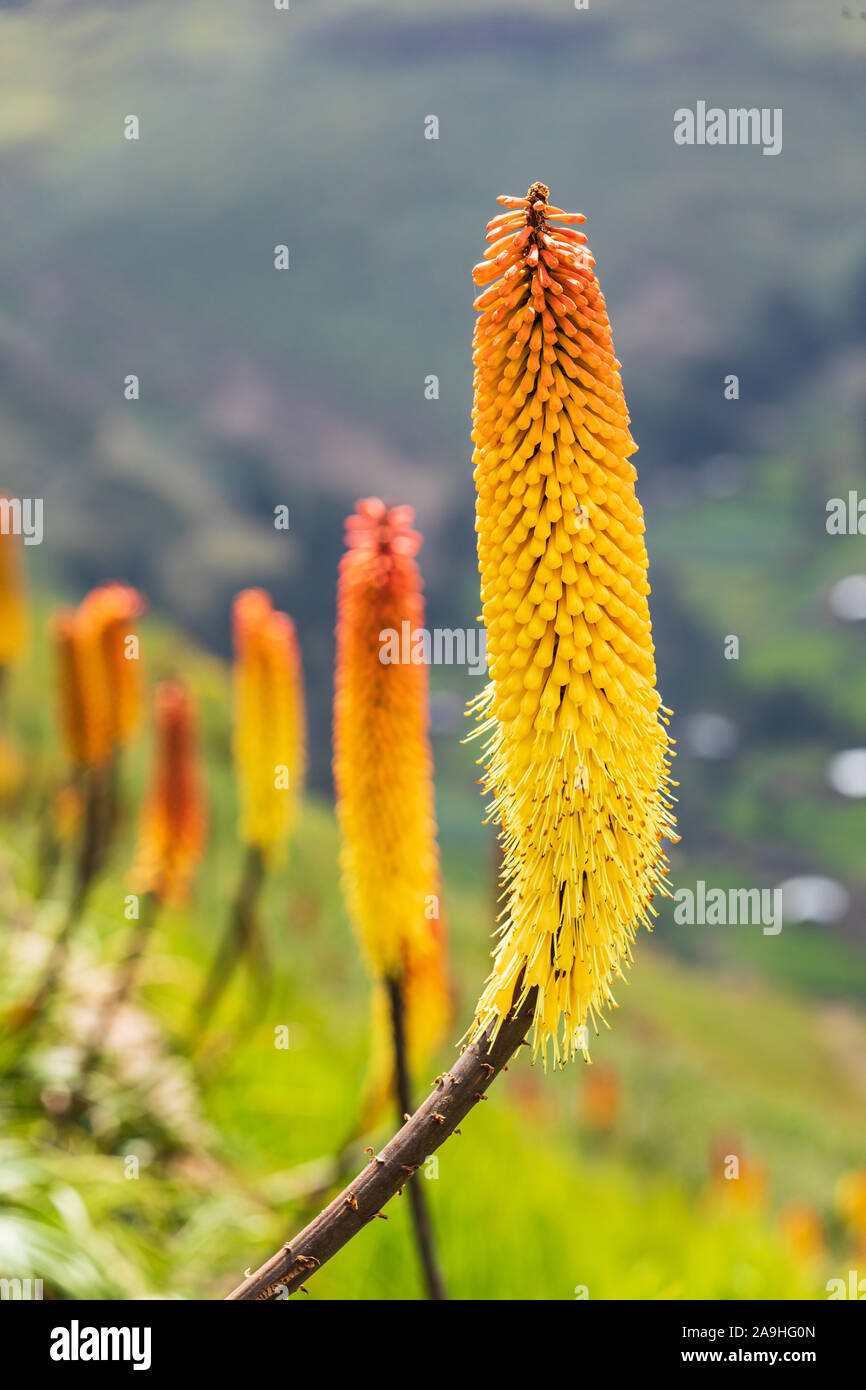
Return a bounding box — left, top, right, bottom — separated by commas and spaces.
191, 845, 265, 1044
5, 904, 77, 1045
385, 972, 447, 1300
225, 986, 537, 1301
284, 1137, 368, 1231
75, 891, 159, 1086
7, 767, 106, 1040
34, 787, 62, 903
101, 753, 121, 863
76, 763, 110, 896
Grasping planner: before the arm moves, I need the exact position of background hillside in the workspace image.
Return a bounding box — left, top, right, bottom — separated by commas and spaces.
0, 0, 865, 1299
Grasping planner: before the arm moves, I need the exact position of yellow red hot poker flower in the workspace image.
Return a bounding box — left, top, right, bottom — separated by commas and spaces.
12, 586, 146, 1032
334, 498, 449, 1299
468, 184, 677, 1065
190, 591, 305, 1040
78, 583, 147, 750
131, 680, 207, 907
0, 510, 29, 669
333, 499, 441, 982
52, 608, 111, 771
0, 513, 28, 796
232, 588, 306, 863
52, 584, 146, 770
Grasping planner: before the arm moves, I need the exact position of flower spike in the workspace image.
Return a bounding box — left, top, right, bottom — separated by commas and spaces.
468, 185, 677, 1066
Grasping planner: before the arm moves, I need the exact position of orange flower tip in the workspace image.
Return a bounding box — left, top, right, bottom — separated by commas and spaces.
343, 497, 422, 563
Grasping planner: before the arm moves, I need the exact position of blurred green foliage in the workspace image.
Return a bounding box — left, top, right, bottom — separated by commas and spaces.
0, 604, 862, 1299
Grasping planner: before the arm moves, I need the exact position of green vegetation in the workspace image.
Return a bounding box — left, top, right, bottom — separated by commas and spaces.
0, 608, 861, 1299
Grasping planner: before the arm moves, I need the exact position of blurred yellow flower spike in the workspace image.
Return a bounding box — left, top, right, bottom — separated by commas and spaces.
333, 498, 442, 983
131, 680, 207, 907
52, 583, 146, 769
232, 588, 306, 863
837, 1169, 866, 1239
0, 508, 29, 667
78, 583, 147, 749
